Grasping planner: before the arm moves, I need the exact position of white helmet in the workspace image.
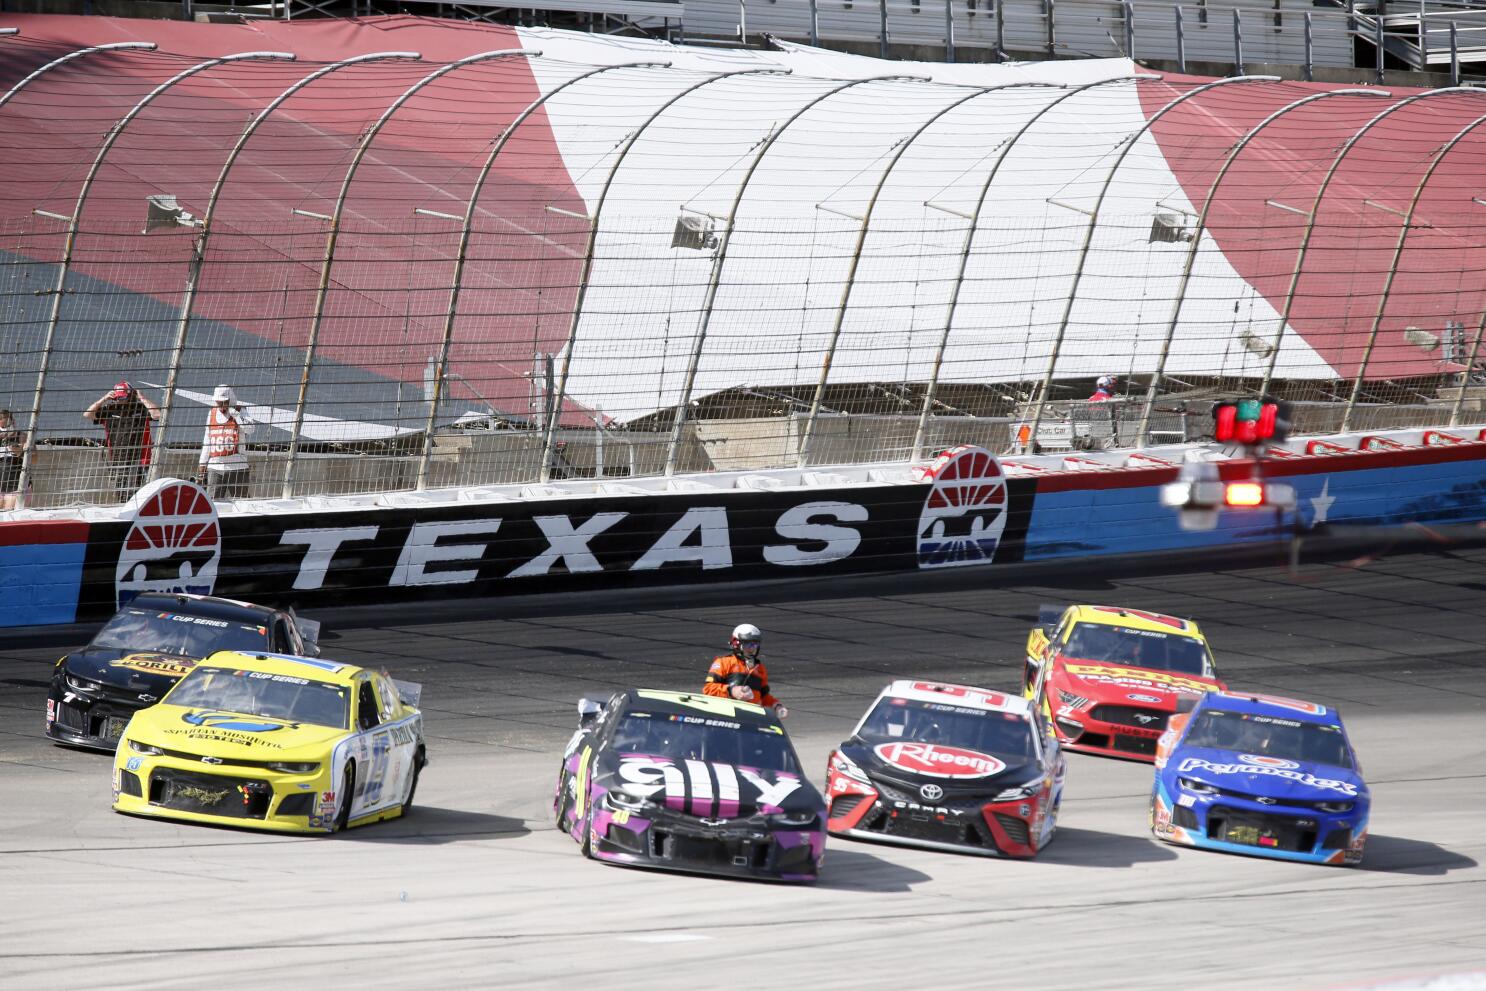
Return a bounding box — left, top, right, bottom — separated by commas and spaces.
730, 622, 762, 661
1096, 375, 1116, 391
212, 384, 236, 404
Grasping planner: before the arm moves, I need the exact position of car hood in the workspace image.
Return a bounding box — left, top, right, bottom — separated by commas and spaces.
1169, 746, 1367, 801
598, 751, 823, 818
1055, 659, 1222, 703
845, 740, 1043, 792
126, 703, 346, 759
65, 648, 203, 692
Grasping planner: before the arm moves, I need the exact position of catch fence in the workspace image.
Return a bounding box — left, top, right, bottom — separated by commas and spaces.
1, 35, 1485, 509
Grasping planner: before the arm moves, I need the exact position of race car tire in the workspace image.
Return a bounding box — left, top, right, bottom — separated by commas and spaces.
553, 775, 570, 830
401, 748, 424, 813
333, 762, 355, 833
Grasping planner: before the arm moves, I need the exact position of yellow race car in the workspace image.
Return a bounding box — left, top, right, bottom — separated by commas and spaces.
113, 651, 426, 833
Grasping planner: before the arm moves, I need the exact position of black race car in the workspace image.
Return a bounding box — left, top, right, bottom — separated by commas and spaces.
826, 680, 1066, 857
553, 689, 826, 882
46, 592, 320, 751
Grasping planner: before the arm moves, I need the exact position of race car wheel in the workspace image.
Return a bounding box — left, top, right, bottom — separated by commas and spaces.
333, 762, 355, 833
553, 775, 571, 830
402, 748, 424, 813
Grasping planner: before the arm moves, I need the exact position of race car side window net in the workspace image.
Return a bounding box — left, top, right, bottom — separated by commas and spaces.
357, 681, 381, 732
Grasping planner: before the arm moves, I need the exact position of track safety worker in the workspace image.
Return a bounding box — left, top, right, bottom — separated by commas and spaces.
703, 622, 788, 718
196, 385, 256, 500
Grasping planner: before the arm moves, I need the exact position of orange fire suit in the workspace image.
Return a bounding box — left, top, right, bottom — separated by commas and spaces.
703, 654, 780, 708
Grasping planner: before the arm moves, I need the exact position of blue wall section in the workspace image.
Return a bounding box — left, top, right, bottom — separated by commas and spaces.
0, 539, 87, 627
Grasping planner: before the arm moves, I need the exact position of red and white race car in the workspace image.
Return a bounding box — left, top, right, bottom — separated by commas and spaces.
825, 680, 1065, 858
1024, 604, 1226, 761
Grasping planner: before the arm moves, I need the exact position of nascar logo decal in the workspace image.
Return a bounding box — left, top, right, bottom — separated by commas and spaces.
874, 742, 1005, 779
115, 478, 220, 609
914, 445, 1008, 570
1239, 754, 1300, 769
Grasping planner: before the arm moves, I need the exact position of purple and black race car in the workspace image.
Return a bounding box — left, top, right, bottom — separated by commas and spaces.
553, 688, 826, 882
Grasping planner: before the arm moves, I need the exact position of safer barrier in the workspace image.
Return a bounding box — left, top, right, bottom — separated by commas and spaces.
5, 438, 1483, 628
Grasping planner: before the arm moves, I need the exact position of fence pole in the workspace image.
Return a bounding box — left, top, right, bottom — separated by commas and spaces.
739, 0, 747, 44
1176, 6, 1185, 72
1418, 0, 1425, 68
1233, 9, 1244, 75
798, 83, 996, 470
880, 0, 889, 58
1026, 76, 1277, 452
1451, 22, 1459, 85
1136, 90, 1383, 446
945, 0, 955, 61
667, 76, 913, 475
1304, 12, 1314, 80
1267, 90, 1464, 409
1045, 0, 1056, 57
1124, 0, 1134, 59
1375, 16, 1385, 84
1450, 318, 1484, 427
1345, 100, 1486, 433
810, 0, 819, 44
995, 0, 1006, 60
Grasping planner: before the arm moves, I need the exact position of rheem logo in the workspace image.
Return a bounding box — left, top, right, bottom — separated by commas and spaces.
115, 478, 221, 608
914, 445, 1008, 570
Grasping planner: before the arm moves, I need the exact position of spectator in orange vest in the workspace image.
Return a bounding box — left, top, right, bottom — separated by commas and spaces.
195, 385, 256, 500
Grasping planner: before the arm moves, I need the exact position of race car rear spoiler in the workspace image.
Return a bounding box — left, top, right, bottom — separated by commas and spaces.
393, 679, 423, 708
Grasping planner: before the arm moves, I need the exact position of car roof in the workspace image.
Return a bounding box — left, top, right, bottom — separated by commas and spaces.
126, 592, 276, 623
1066, 604, 1204, 638
194, 650, 361, 685
622, 688, 776, 723
879, 679, 1030, 716
1199, 690, 1339, 725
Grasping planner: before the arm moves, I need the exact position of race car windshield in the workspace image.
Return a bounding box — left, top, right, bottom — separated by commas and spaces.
1183, 709, 1353, 769
166, 666, 350, 730
610, 712, 800, 774
1062, 622, 1212, 676
88, 608, 270, 659
857, 698, 1037, 759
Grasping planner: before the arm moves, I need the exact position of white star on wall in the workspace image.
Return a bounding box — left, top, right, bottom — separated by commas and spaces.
1310, 479, 1335, 524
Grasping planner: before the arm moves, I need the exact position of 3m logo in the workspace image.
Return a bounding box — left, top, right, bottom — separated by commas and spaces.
915, 445, 1008, 570
115, 478, 220, 608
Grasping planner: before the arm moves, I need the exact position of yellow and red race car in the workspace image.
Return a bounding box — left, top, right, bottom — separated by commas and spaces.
1024, 604, 1225, 761
113, 651, 426, 833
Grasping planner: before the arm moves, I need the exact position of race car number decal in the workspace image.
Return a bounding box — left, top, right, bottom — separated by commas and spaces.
634, 691, 765, 719
873, 742, 1005, 779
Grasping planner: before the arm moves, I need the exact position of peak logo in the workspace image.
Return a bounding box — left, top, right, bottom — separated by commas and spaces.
115, 478, 220, 609
874, 742, 1005, 779
914, 446, 1008, 570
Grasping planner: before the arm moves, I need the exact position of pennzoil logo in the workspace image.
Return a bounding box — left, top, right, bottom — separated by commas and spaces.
108, 652, 197, 678
914, 446, 1008, 570
115, 479, 220, 609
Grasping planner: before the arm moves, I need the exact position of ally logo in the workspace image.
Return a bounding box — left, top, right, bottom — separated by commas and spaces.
914, 445, 1008, 569
115, 478, 220, 608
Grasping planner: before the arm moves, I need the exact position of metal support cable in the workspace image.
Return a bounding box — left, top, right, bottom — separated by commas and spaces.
1025, 75, 1280, 452
1347, 98, 1486, 432
910, 77, 1152, 463
1136, 88, 1387, 444
282, 50, 554, 499
797, 81, 1038, 470
153, 52, 420, 486
415, 60, 670, 491
18, 50, 295, 507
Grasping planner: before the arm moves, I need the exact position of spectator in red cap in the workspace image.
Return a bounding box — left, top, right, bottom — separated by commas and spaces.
84, 381, 159, 501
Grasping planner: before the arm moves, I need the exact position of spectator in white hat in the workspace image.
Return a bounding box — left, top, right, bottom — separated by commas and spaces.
1089, 375, 1117, 402
196, 385, 256, 500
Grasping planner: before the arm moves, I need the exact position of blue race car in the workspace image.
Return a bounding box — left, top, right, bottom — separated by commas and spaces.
1150, 691, 1368, 866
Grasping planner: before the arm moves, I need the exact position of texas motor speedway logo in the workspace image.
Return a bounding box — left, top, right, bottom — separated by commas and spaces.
115, 478, 220, 608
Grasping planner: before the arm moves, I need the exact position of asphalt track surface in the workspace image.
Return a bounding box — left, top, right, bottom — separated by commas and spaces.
3, 542, 1484, 990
